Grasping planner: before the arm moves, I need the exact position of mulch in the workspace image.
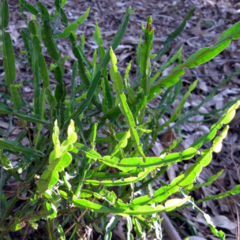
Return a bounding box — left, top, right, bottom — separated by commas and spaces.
0, 0, 240, 239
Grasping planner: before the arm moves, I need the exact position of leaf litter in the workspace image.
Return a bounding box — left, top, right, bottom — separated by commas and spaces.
0, 0, 240, 239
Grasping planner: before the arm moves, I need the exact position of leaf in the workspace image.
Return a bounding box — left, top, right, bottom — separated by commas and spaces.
75, 142, 102, 159
197, 150, 212, 167
57, 7, 90, 38
178, 164, 202, 187
85, 169, 151, 187
48, 152, 72, 172
32, 36, 50, 88
72, 45, 90, 87
19, 0, 39, 16
154, 7, 195, 61
0, 154, 13, 170
72, 196, 190, 216
104, 215, 120, 240
37, 120, 77, 194
3, 32, 16, 85
140, 17, 154, 96
157, 80, 198, 131
21, 29, 33, 70
164, 197, 191, 211
64, 8, 133, 128
28, 20, 37, 35
212, 126, 229, 153
67, 120, 78, 144
211, 215, 236, 230
14, 110, 51, 125
0, 138, 44, 157
197, 185, 240, 205
217, 21, 240, 43
1, 0, 9, 29
184, 42, 230, 69
182, 147, 198, 160
10, 84, 21, 110
37, 2, 60, 60
191, 101, 240, 149
93, 20, 103, 46
188, 170, 224, 191
152, 21, 240, 88
110, 47, 146, 161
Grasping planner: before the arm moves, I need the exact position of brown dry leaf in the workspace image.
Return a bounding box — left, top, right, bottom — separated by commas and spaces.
159, 129, 176, 149
211, 215, 236, 230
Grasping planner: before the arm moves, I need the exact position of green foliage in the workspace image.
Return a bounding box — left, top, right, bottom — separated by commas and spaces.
0, 1, 240, 239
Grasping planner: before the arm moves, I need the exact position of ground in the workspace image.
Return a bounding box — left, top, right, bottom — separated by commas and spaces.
0, 0, 240, 239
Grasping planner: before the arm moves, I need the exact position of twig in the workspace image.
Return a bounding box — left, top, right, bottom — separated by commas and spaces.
234, 202, 240, 240
6, 126, 24, 139
23, 221, 29, 240
96, 0, 102, 13
59, 197, 96, 240
17, 182, 30, 200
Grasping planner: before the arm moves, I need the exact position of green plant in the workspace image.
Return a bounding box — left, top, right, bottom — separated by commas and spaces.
0, 0, 240, 239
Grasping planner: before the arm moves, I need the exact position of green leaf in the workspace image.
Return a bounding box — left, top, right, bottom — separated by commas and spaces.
37, 120, 77, 194
32, 36, 50, 87
48, 152, 72, 172
191, 101, 240, 149
93, 20, 103, 46
152, 21, 240, 88
75, 142, 102, 159
221, 102, 239, 124
110, 47, 146, 160
104, 215, 120, 240
178, 164, 202, 187
21, 29, 33, 69
154, 7, 195, 61
217, 21, 240, 43
140, 17, 154, 96
37, 2, 61, 60
1, 0, 9, 29
112, 130, 131, 156
197, 150, 212, 167
28, 20, 37, 35
14, 110, 51, 125
157, 79, 198, 132
0, 138, 44, 157
196, 184, 240, 204
212, 126, 229, 153
0, 103, 12, 114
63, 8, 133, 129
0, 154, 13, 170
182, 147, 199, 160
61, 0, 67, 8
3, 32, 16, 85
10, 84, 22, 110
85, 169, 151, 187
19, 0, 39, 16
57, 7, 90, 38
188, 169, 224, 191
72, 196, 190, 216
71, 45, 90, 87
185, 42, 230, 69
